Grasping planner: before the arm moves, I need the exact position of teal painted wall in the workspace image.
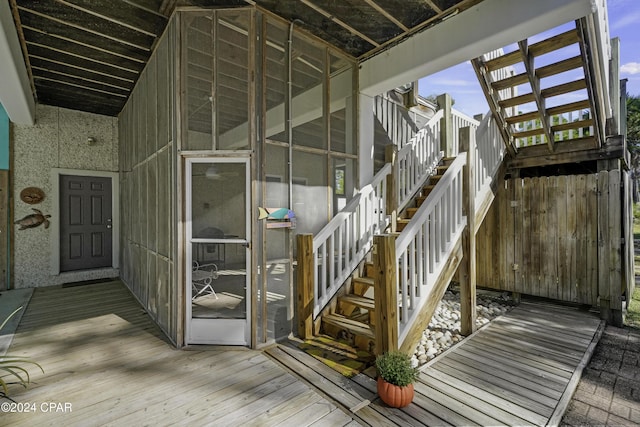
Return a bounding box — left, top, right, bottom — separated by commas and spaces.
0, 103, 8, 170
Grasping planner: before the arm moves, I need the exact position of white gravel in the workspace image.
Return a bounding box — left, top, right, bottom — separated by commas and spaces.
411, 289, 516, 367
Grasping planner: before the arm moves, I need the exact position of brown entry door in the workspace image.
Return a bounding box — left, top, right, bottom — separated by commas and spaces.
60, 175, 113, 272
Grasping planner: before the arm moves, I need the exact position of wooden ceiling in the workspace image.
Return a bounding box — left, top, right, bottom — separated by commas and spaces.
9, 0, 481, 117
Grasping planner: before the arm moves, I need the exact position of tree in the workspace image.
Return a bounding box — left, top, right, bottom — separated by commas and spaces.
627, 94, 640, 202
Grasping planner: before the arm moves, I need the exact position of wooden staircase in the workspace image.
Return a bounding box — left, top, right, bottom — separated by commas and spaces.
397, 159, 454, 232
317, 157, 457, 355
472, 20, 604, 163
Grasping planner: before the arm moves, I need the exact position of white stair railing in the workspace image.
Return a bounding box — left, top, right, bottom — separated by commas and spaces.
474, 113, 506, 206
312, 164, 391, 317
397, 110, 444, 211
395, 154, 467, 345
451, 110, 479, 155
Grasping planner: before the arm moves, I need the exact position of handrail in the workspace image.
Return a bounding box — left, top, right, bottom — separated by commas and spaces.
474, 113, 506, 205
397, 109, 444, 211
395, 153, 467, 345
451, 110, 479, 155
311, 163, 391, 317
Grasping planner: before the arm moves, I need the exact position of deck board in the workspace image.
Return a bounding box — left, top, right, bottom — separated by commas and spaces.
3, 283, 602, 426
268, 300, 601, 426
2, 281, 361, 427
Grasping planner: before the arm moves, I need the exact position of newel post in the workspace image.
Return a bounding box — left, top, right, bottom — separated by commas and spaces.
437, 93, 453, 157
373, 234, 398, 355
459, 126, 477, 336
385, 144, 398, 233
296, 234, 314, 339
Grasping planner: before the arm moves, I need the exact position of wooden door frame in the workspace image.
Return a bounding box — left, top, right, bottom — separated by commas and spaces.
50, 168, 120, 275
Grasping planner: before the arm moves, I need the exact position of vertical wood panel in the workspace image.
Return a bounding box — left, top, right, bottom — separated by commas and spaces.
575, 175, 588, 303
555, 176, 567, 301
521, 178, 532, 296
513, 178, 523, 293
476, 173, 602, 307
608, 171, 622, 324
495, 181, 505, 290
531, 179, 542, 295
597, 171, 610, 315
566, 175, 578, 302
503, 180, 514, 292
544, 176, 558, 300
586, 175, 598, 304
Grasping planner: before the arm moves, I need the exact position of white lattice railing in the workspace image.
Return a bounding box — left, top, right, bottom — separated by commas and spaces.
474, 113, 506, 206
312, 164, 391, 317
397, 110, 444, 211
374, 95, 432, 149
451, 110, 479, 155
395, 153, 467, 345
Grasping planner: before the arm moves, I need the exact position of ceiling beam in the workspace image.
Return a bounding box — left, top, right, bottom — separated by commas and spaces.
0, 0, 34, 124
361, 0, 408, 32
359, 0, 596, 97
300, 0, 380, 48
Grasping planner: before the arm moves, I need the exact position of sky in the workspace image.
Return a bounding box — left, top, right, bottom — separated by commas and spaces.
418, 0, 640, 118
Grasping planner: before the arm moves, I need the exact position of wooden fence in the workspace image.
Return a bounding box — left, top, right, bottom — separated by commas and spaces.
476, 170, 632, 325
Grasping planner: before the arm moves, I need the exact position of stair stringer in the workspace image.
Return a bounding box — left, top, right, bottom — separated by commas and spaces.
398, 232, 464, 354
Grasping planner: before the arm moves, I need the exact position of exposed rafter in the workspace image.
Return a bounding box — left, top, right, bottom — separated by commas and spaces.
299, 0, 380, 48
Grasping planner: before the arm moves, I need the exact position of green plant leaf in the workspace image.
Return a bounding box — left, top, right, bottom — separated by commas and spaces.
375, 351, 419, 387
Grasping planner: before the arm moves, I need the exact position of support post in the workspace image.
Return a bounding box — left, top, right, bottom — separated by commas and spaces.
296, 234, 314, 339
597, 160, 623, 327
459, 127, 476, 336
373, 234, 398, 354
385, 144, 398, 233
437, 93, 453, 157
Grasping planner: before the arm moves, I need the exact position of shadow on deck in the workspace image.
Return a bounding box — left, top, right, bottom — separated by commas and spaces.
3, 280, 603, 426
267, 299, 604, 426
2, 281, 361, 426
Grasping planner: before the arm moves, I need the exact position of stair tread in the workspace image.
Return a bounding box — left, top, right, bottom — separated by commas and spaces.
340, 294, 375, 310
353, 276, 375, 286
322, 313, 375, 339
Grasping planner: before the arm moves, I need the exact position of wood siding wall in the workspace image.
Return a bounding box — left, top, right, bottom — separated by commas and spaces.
477, 171, 631, 315
118, 18, 178, 343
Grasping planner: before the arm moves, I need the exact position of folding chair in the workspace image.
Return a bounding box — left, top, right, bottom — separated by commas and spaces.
192, 260, 219, 300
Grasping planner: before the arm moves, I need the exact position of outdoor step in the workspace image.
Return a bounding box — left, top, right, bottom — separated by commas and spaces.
436, 165, 449, 174
321, 313, 375, 340
363, 262, 375, 278
353, 276, 375, 288
397, 219, 410, 231
430, 174, 443, 184
406, 207, 418, 218
442, 157, 456, 166
416, 196, 426, 208
422, 185, 435, 197
339, 294, 375, 311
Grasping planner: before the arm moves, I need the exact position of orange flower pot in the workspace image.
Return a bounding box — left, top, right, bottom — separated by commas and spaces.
377, 376, 414, 408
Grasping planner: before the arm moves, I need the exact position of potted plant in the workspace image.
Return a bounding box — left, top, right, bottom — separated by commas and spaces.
1, 307, 43, 401
375, 350, 419, 408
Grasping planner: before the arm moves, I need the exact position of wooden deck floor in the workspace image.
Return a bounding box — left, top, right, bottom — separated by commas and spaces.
3, 281, 603, 426
267, 300, 604, 427
2, 281, 360, 427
